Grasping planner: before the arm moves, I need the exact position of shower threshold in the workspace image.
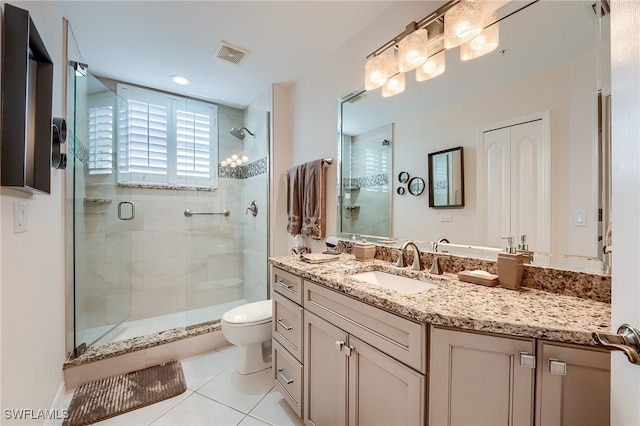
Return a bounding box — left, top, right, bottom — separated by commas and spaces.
66, 300, 247, 368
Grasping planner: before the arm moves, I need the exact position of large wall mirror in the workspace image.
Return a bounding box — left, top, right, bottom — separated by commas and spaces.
338, 0, 611, 273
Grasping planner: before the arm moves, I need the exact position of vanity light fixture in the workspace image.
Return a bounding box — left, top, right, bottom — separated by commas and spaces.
364, 49, 394, 90
443, 0, 484, 49
460, 13, 499, 61
382, 72, 406, 97
364, 0, 545, 98
416, 36, 446, 81
398, 25, 429, 72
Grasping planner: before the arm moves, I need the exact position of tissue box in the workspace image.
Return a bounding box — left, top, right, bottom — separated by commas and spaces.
353, 240, 376, 261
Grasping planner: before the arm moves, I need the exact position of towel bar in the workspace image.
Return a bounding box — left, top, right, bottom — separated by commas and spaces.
184, 209, 230, 217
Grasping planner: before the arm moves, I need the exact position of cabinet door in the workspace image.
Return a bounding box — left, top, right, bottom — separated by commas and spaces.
348, 336, 425, 426
304, 311, 348, 426
429, 327, 535, 426
535, 341, 610, 426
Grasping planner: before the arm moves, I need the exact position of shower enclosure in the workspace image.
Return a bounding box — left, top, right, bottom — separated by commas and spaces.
66, 58, 270, 355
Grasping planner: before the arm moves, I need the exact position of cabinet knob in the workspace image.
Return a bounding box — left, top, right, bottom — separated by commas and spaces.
549, 359, 567, 375
335, 340, 345, 352
519, 352, 536, 368
344, 345, 356, 357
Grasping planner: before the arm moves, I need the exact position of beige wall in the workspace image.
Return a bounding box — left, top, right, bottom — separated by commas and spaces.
0, 0, 67, 422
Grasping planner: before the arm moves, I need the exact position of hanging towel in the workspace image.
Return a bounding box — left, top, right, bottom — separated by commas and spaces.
286, 164, 304, 236
300, 159, 326, 240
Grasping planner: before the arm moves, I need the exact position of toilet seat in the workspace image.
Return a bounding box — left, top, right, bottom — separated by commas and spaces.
222, 300, 272, 325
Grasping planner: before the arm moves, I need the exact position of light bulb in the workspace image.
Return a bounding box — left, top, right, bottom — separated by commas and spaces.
460, 15, 499, 61
381, 73, 405, 97
230, 161, 237, 168
226, 157, 232, 164
364, 49, 395, 90
416, 36, 446, 82
231, 154, 239, 161
398, 28, 429, 72
444, 0, 483, 49
221, 160, 228, 167
236, 159, 243, 165
242, 155, 249, 162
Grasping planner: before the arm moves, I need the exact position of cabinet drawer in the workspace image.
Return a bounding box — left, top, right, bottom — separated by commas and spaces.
272, 291, 304, 361
273, 339, 303, 418
304, 280, 427, 374
272, 266, 303, 305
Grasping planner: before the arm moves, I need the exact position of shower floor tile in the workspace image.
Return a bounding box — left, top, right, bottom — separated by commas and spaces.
55, 346, 304, 426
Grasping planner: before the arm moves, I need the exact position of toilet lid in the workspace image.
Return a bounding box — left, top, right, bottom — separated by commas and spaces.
222, 300, 272, 324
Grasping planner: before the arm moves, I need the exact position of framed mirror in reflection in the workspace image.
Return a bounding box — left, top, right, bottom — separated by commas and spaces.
337, 0, 611, 274
428, 147, 464, 208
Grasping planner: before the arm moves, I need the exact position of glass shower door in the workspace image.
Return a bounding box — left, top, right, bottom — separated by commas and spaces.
70, 67, 132, 352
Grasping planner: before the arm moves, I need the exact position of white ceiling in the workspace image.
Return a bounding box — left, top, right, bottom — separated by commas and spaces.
56, 1, 396, 108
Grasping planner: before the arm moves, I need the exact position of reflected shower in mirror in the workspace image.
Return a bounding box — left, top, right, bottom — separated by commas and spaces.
339, 121, 392, 238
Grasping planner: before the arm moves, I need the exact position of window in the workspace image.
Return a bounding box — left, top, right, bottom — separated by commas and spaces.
88, 104, 114, 175
114, 84, 218, 189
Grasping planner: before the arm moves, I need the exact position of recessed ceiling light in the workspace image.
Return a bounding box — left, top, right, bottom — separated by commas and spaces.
171, 75, 190, 85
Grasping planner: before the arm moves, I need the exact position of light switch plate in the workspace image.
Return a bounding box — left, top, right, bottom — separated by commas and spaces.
14, 202, 28, 233
440, 212, 452, 222
575, 209, 587, 227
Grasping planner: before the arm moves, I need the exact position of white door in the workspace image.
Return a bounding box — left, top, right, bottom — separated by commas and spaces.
479, 115, 549, 252
610, 1, 640, 424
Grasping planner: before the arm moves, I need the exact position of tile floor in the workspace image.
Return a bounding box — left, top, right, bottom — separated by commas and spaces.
57, 346, 304, 426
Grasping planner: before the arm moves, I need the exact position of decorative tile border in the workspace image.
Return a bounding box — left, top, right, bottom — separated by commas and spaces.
343, 173, 389, 190
219, 157, 267, 180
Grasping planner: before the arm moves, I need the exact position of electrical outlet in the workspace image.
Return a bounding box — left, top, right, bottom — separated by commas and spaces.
14, 202, 28, 233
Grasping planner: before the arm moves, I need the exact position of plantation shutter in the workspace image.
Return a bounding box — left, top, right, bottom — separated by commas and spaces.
116, 84, 217, 188
88, 105, 114, 175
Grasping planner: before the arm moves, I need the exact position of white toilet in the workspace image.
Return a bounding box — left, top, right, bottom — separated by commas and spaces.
221, 300, 273, 375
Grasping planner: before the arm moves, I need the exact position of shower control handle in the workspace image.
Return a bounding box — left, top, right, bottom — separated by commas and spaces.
246, 200, 258, 217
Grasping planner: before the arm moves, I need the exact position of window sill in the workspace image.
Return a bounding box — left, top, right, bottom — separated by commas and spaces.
117, 183, 217, 192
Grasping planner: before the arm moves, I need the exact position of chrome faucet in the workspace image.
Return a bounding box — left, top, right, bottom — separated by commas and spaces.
432, 238, 450, 253
395, 241, 423, 271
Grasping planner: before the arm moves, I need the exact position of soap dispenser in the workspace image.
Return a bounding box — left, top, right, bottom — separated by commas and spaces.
516, 234, 534, 264
497, 236, 524, 290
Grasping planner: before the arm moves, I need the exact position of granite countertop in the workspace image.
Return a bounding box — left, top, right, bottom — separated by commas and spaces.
269, 254, 611, 346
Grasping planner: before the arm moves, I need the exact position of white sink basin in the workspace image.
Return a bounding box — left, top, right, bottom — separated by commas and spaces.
349, 271, 438, 295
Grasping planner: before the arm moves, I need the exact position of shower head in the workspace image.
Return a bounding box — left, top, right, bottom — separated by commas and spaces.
230, 127, 255, 140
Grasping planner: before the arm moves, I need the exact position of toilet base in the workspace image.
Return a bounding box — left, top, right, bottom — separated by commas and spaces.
235, 340, 272, 375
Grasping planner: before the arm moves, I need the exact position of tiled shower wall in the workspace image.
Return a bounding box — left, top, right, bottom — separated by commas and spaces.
81, 104, 268, 325
342, 124, 391, 237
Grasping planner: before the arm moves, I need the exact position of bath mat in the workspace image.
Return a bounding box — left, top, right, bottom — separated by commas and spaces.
63, 361, 187, 426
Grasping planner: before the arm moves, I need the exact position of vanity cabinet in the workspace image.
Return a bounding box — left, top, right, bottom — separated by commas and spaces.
304, 287, 426, 426
271, 267, 305, 417
429, 326, 536, 426
535, 340, 610, 426
429, 327, 612, 426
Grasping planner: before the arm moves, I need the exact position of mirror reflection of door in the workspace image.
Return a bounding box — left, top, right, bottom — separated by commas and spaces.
479, 114, 550, 252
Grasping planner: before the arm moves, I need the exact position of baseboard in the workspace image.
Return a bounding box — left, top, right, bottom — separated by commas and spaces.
43, 382, 68, 426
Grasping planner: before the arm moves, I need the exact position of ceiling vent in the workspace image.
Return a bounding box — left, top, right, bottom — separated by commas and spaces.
214, 41, 250, 66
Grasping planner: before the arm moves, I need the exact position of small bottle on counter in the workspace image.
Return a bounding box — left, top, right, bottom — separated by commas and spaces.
353, 239, 376, 261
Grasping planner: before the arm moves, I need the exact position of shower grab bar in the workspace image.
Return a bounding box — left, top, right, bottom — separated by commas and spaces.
184, 209, 230, 217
